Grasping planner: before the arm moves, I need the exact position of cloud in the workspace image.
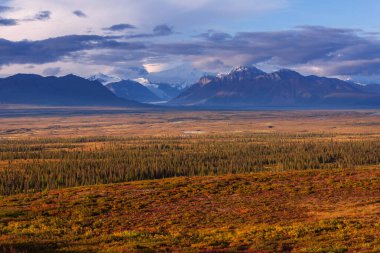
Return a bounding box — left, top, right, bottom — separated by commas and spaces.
103, 23, 136, 31
153, 24, 173, 36
192, 58, 231, 72
126, 24, 174, 38
0, 17, 17, 26
0, 35, 146, 66
0, 8, 52, 27
0, 10, 51, 26
148, 26, 380, 77
0, 0, 288, 41
152, 42, 205, 55
43, 67, 61, 76
196, 30, 232, 42
1, 25, 380, 79
33, 10, 51, 21
1, 0, 380, 82
0, 6, 13, 13
73, 10, 87, 18
112, 66, 149, 79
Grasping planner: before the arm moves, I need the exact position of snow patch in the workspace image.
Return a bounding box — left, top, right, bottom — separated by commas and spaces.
88, 73, 122, 85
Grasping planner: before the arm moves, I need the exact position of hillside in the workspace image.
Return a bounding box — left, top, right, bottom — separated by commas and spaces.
170, 66, 380, 108
361, 83, 380, 94
0, 112, 379, 252
0, 168, 378, 252
106, 80, 162, 103
0, 74, 140, 106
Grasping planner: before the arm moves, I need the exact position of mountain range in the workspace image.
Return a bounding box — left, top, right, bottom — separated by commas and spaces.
88, 73, 122, 85
106, 80, 162, 103
1, 66, 379, 108
91, 75, 183, 103
89, 64, 207, 88
361, 83, 380, 94
0, 74, 140, 106
170, 66, 380, 108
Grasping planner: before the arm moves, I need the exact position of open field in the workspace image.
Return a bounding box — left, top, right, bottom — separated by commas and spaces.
0, 168, 379, 252
0, 107, 379, 252
0, 106, 380, 139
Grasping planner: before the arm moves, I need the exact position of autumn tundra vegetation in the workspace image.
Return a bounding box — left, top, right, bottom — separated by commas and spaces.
0, 110, 379, 252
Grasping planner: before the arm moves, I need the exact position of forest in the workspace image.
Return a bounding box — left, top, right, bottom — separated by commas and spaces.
1, 133, 379, 195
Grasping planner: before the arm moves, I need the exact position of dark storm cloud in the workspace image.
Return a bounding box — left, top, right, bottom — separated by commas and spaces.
0, 6, 13, 13
73, 10, 87, 18
196, 31, 232, 42
153, 24, 173, 36
2, 26, 380, 77
0, 35, 146, 65
231, 26, 380, 75
34, 10, 51, 21
104, 23, 136, 31
0, 17, 17, 26
157, 26, 380, 76
126, 24, 174, 38
227, 26, 363, 64
0, 10, 52, 26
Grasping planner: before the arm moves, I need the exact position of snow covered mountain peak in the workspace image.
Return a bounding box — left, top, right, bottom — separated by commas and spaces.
133, 77, 151, 86
88, 73, 122, 85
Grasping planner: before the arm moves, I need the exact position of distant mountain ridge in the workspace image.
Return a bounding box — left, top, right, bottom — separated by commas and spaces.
106, 80, 161, 103
170, 66, 380, 108
1, 68, 380, 108
361, 83, 380, 94
89, 63, 207, 89
147, 64, 209, 88
132, 78, 183, 101
89, 74, 184, 103
88, 73, 122, 85
0, 74, 141, 106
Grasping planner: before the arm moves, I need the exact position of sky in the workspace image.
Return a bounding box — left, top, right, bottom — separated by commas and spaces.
1, 0, 380, 83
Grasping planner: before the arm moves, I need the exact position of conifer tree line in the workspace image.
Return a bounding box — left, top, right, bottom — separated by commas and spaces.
0, 134, 379, 195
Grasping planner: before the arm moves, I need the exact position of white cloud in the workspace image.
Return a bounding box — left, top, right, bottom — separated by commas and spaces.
2, 0, 288, 40
0, 0, 289, 77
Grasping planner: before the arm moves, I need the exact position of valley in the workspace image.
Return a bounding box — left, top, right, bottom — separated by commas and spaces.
2, 1, 380, 252
1, 106, 380, 138
0, 108, 379, 252
1, 168, 379, 252
2, 66, 380, 109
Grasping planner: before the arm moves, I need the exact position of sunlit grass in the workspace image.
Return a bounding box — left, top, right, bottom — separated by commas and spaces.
0, 168, 379, 252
